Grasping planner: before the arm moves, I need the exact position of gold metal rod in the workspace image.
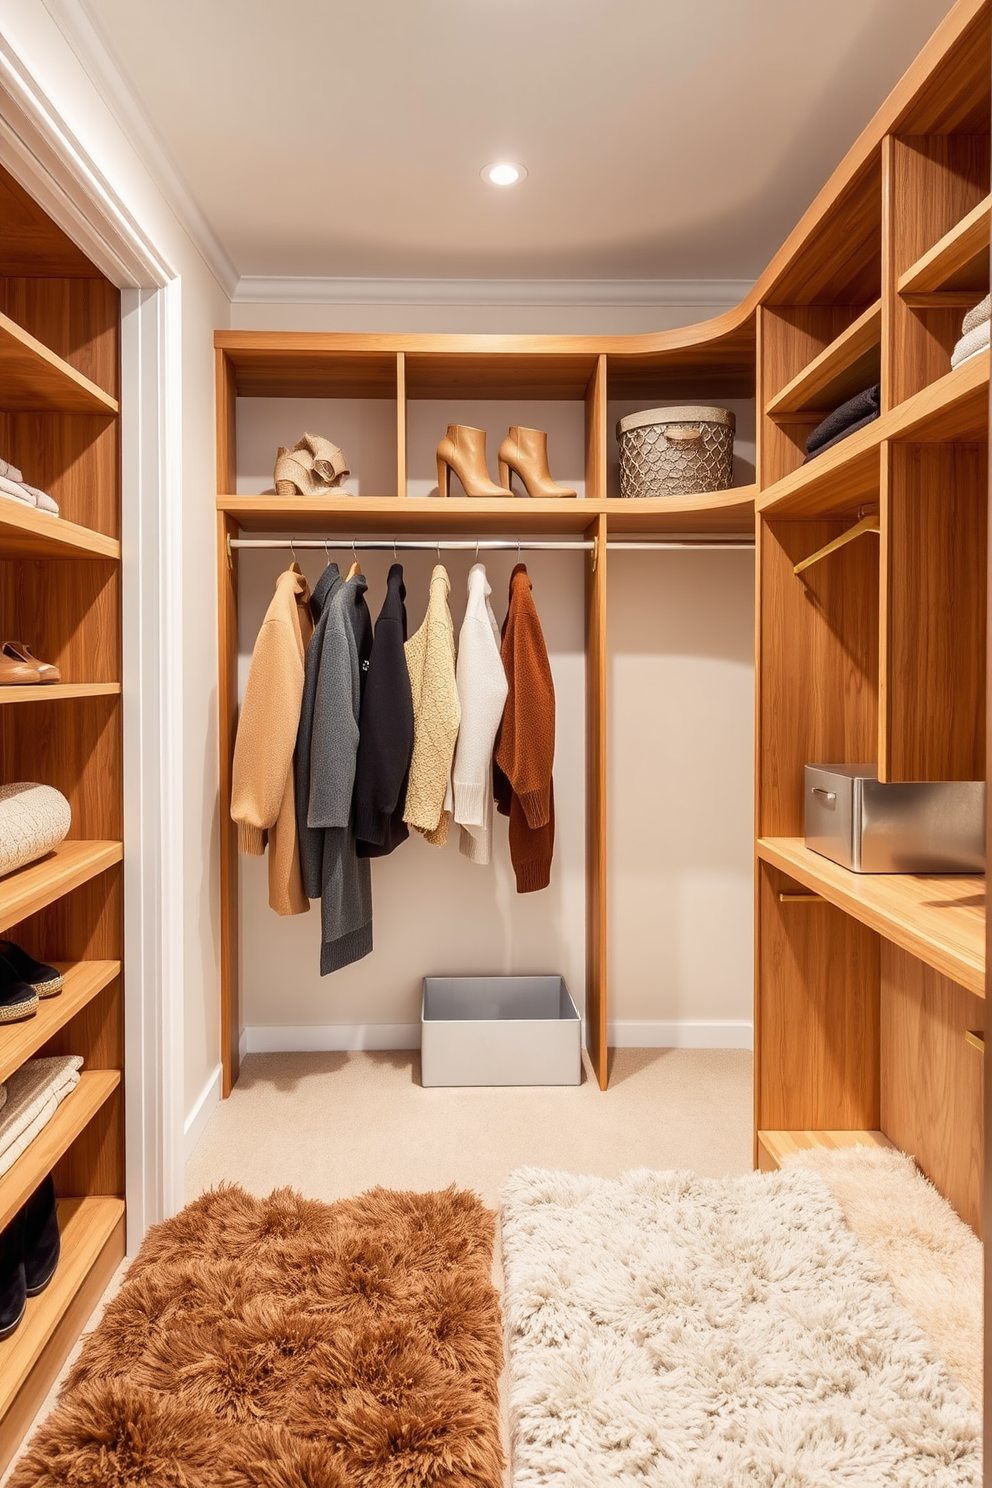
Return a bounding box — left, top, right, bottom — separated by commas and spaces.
793, 513, 880, 577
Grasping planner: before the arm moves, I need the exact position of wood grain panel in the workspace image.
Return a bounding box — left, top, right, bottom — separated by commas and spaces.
0, 1201, 124, 1478
0, 1071, 119, 1230
584, 354, 607, 500
39, 972, 123, 1075
893, 1, 991, 134
0, 166, 101, 279
0, 311, 117, 415
395, 351, 407, 496
884, 135, 990, 409
0, 843, 121, 936
767, 153, 882, 306
0, 963, 119, 1084
0, 412, 119, 538
0, 495, 118, 559
882, 441, 986, 781
880, 942, 984, 1233
757, 860, 880, 1131
758, 519, 879, 837
17, 862, 123, 963
0, 695, 122, 840
766, 301, 882, 418
585, 513, 608, 1089
757, 306, 861, 488
52, 1081, 123, 1200
898, 193, 991, 298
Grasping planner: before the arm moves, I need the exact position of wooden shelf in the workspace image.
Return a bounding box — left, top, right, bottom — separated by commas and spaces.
0, 842, 123, 935
219, 489, 757, 538
0, 1196, 124, 1420
0, 499, 120, 561
758, 1129, 895, 1171
0, 683, 120, 705
758, 351, 989, 517
898, 194, 991, 304
0, 311, 118, 416
766, 301, 882, 418
0, 1070, 119, 1232
758, 837, 984, 997
0, 962, 120, 1085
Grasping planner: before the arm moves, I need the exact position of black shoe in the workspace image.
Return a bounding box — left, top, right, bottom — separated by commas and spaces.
23, 1175, 60, 1296
0, 960, 38, 1023
0, 940, 62, 997
0, 1207, 26, 1340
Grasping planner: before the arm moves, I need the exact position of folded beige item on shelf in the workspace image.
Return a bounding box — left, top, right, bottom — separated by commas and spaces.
0, 782, 72, 878
0, 474, 35, 506
951, 317, 990, 369
0, 457, 23, 483
0, 1055, 83, 1177
962, 292, 991, 336
0, 1082, 6, 1114
273, 432, 350, 496
19, 483, 60, 516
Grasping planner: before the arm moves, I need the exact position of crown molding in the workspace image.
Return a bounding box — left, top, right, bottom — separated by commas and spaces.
41, 0, 239, 297
0, 32, 173, 287
233, 276, 755, 308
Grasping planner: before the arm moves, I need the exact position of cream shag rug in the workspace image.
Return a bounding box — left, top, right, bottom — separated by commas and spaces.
501, 1167, 980, 1486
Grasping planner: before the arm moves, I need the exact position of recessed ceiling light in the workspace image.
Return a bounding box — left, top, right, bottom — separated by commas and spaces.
483, 161, 527, 187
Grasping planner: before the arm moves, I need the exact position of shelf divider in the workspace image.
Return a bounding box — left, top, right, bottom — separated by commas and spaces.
0, 842, 123, 934
0, 962, 120, 1086
0, 1071, 120, 1232
766, 300, 881, 418
0, 312, 119, 417
898, 193, 991, 302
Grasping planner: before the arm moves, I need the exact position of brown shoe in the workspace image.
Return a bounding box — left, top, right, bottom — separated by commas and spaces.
436, 426, 513, 498
0, 642, 60, 684
498, 427, 577, 498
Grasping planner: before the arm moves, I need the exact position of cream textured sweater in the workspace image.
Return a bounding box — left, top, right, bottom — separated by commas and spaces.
231, 564, 313, 915
404, 565, 461, 846
453, 564, 508, 864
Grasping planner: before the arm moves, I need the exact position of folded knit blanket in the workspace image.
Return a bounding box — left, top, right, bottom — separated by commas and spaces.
805, 384, 881, 460
20, 483, 59, 516
0, 1055, 82, 1176
0, 457, 23, 483
0, 474, 35, 506
951, 317, 990, 370
962, 293, 991, 336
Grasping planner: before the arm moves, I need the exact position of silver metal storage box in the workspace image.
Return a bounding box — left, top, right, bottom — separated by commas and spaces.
804, 765, 985, 873
421, 976, 581, 1087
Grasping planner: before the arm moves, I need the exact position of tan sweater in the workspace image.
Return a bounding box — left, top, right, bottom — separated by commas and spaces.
231, 564, 314, 914
403, 565, 461, 846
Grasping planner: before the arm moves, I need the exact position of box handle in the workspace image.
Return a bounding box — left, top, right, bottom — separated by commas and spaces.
812, 787, 836, 806
662, 427, 702, 443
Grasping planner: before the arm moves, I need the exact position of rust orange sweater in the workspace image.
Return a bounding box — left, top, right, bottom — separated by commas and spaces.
494, 564, 555, 892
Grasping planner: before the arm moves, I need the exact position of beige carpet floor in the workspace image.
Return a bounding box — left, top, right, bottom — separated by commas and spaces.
185, 1048, 755, 1207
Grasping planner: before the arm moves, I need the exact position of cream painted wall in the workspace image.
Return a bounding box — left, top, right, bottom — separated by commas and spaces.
234, 353, 756, 1042
0, 1, 231, 1120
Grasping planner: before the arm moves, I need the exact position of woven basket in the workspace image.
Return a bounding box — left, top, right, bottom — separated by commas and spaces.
617, 405, 735, 497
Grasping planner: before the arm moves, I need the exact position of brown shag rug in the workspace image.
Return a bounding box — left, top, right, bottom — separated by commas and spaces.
11, 1184, 504, 1487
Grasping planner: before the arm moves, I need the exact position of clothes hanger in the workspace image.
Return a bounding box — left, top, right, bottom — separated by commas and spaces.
346, 539, 362, 582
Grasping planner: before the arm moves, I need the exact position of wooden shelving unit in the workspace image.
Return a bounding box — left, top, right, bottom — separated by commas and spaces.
753, 0, 990, 1246
0, 163, 123, 1475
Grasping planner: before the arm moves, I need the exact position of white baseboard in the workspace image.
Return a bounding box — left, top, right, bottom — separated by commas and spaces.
183, 1062, 222, 1161
607, 1020, 753, 1050
238, 1020, 753, 1055
244, 1023, 421, 1054
239, 1028, 248, 1064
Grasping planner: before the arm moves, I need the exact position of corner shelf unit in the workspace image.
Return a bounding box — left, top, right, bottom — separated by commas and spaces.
0, 163, 124, 1475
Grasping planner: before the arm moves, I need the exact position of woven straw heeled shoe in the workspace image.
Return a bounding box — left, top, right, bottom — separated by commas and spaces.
273, 433, 350, 495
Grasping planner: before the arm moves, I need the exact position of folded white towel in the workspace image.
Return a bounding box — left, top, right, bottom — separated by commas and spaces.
0, 474, 35, 507
962, 294, 991, 336
20, 483, 59, 517
0, 1055, 82, 1176
0, 458, 23, 483
951, 318, 991, 369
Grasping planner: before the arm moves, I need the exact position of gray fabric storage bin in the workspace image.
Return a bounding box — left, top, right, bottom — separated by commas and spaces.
421, 976, 581, 1087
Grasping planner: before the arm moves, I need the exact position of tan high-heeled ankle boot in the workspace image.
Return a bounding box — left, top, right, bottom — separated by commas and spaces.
497, 427, 577, 499
436, 426, 513, 498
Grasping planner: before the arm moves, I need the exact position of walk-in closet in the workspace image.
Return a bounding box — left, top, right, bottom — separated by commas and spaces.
0, 0, 989, 1482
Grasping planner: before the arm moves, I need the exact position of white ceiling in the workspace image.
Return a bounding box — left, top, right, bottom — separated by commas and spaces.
81, 0, 957, 283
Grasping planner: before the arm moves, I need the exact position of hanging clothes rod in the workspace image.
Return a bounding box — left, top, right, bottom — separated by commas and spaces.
227, 537, 755, 553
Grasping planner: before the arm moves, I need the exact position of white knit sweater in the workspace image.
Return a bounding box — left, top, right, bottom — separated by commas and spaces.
453, 564, 508, 864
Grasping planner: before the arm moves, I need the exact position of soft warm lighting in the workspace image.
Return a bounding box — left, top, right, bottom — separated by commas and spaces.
483, 161, 526, 186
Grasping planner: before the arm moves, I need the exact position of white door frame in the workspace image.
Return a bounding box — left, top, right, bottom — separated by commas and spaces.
0, 36, 184, 1243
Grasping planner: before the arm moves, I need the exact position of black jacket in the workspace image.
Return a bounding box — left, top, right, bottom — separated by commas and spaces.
353, 563, 415, 858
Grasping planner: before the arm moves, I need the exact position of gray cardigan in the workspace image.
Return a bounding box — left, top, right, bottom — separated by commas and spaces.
294, 564, 374, 973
